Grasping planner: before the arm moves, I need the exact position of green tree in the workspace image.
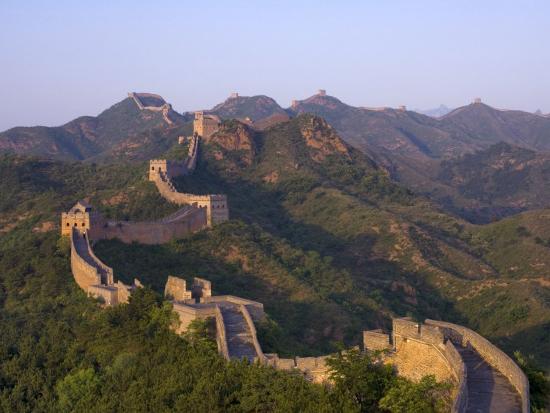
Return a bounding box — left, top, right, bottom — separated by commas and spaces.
378, 375, 451, 413
514, 351, 550, 412
327, 349, 395, 412
55, 368, 102, 413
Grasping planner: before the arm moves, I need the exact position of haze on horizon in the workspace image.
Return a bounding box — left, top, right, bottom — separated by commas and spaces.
1, 0, 549, 130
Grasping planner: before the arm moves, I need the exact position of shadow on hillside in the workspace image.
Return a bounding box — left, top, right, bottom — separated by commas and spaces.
88, 157, 460, 354
492, 321, 550, 371
172, 162, 462, 327
94, 237, 354, 356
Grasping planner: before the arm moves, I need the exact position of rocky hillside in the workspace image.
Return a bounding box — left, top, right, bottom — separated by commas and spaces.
392, 143, 550, 223
0, 95, 188, 160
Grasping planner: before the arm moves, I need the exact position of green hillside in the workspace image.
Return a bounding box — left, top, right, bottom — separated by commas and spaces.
1, 114, 549, 411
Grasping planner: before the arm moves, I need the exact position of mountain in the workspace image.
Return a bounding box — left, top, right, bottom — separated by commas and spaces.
392, 142, 550, 223
440, 101, 550, 151
289, 92, 550, 159
0, 94, 188, 160
208, 94, 290, 130
415, 104, 453, 118
288, 92, 472, 160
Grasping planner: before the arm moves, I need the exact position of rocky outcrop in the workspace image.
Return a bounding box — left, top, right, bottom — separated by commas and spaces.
298, 115, 350, 162
207, 121, 256, 166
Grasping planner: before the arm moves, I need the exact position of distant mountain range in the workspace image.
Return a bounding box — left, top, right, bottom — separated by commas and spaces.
415, 104, 453, 118
2, 90, 549, 222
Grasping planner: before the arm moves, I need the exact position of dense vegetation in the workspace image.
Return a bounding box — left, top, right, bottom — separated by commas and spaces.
0, 228, 451, 412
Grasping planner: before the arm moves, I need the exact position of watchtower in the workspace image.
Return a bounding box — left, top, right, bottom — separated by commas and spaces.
193, 111, 221, 139
61, 200, 94, 236
317, 89, 326, 96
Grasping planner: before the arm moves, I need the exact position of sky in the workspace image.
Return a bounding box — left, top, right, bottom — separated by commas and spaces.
1, 0, 549, 130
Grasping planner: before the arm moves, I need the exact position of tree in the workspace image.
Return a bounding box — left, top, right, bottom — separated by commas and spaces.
378, 375, 451, 413
55, 368, 101, 413
327, 349, 395, 412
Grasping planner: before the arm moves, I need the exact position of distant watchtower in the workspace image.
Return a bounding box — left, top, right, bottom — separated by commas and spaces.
317, 89, 327, 96
193, 111, 221, 139
229, 92, 239, 99
398, 105, 407, 112
474, 98, 482, 104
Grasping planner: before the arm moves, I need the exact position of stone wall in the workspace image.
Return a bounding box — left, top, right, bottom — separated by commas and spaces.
70, 230, 101, 291
363, 329, 391, 351
150, 171, 228, 227
362, 318, 468, 410
128, 92, 174, 125
165, 276, 192, 302
194, 111, 220, 139
93, 207, 207, 245
191, 277, 212, 301
171, 301, 217, 334
70, 229, 138, 306
265, 354, 331, 383
148, 133, 229, 227
426, 319, 530, 413
239, 303, 265, 362
214, 306, 230, 359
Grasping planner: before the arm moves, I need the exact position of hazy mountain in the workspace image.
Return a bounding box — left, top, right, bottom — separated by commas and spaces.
393, 142, 550, 222
415, 104, 453, 118
0, 95, 188, 160
210, 94, 288, 121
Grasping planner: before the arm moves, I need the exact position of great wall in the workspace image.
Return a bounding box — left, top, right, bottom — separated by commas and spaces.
128, 92, 177, 125
60, 96, 530, 412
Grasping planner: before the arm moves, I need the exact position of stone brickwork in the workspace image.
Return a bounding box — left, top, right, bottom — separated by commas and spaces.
165, 276, 192, 302
363, 329, 391, 351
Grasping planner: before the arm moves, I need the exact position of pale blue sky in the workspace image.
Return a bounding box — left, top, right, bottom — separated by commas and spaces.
1, 0, 549, 130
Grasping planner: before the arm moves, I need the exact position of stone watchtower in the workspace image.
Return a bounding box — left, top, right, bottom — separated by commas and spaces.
317, 89, 326, 96
61, 200, 95, 236
193, 112, 221, 139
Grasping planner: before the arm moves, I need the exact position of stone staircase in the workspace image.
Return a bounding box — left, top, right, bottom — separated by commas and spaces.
220, 304, 259, 362
457, 346, 522, 413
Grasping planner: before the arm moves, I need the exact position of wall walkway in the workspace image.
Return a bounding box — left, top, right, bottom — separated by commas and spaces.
426, 320, 528, 413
